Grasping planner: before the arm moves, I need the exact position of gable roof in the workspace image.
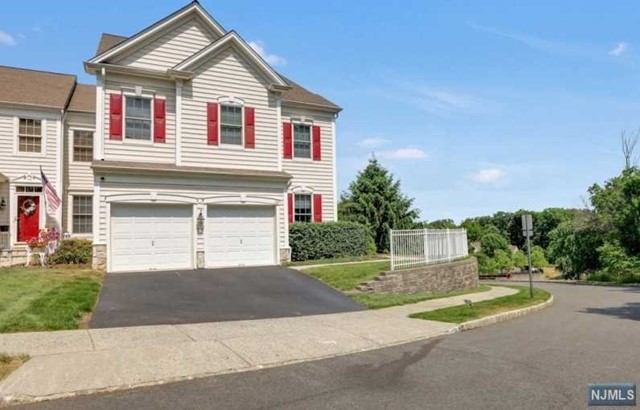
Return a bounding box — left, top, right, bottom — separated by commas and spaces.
89, 1, 225, 64
96, 33, 127, 56
280, 76, 341, 112
0, 66, 76, 109
173, 31, 288, 89
68, 84, 96, 113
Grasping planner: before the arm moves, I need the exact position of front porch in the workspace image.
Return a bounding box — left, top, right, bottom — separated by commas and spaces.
0, 172, 60, 266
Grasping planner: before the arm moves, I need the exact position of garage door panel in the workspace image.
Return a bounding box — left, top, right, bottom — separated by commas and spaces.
205, 206, 275, 268
110, 204, 193, 273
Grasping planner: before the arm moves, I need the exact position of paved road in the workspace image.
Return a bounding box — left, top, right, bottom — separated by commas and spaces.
90, 266, 364, 328
16, 283, 640, 409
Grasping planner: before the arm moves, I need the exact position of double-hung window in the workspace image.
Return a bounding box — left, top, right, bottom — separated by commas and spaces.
18, 118, 42, 153
294, 194, 313, 223
72, 195, 93, 234
293, 123, 311, 158
220, 104, 243, 145
73, 130, 93, 162
125, 97, 152, 141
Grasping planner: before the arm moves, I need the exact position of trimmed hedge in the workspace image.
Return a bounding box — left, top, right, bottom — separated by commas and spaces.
48, 239, 93, 265
289, 221, 374, 261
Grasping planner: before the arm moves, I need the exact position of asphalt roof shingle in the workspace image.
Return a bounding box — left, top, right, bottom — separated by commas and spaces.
67, 84, 96, 113
0, 66, 76, 109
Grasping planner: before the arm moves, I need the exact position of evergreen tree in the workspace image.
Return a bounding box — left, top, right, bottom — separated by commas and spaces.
339, 158, 419, 252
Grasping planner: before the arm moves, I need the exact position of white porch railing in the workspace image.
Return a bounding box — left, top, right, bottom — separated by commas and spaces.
0, 232, 9, 250
390, 228, 468, 271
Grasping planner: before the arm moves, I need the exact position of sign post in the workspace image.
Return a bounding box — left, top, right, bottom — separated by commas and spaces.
521, 214, 534, 298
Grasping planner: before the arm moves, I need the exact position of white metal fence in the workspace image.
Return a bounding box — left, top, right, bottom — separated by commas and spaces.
390, 228, 468, 271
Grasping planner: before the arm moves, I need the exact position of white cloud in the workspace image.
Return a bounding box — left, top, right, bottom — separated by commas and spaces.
0, 30, 16, 46
470, 168, 506, 184
609, 42, 628, 57
467, 22, 593, 57
379, 77, 485, 117
248, 41, 286, 66
378, 148, 428, 160
357, 137, 390, 148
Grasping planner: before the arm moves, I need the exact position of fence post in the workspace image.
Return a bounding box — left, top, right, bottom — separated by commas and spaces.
446, 228, 451, 262
423, 228, 429, 264
390, 229, 395, 271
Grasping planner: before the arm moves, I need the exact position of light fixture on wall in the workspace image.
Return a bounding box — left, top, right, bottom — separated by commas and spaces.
196, 210, 204, 235
0, 197, 5, 211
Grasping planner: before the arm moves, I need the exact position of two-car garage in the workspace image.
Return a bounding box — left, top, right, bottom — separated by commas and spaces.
109, 203, 277, 273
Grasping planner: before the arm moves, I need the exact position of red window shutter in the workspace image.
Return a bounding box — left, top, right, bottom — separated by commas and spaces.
153, 98, 166, 143
207, 102, 219, 145
313, 194, 322, 223
245, 107, 255, 148
288, 193, 294, 223
109, 93, 123, 140
283, 122, 292, 159
312, 125, 321, 161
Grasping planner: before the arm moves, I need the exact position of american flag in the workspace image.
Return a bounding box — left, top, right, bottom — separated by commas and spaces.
40, 168, 61, 215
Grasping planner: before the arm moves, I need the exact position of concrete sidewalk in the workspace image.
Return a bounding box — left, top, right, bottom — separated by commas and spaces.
0, 286, 517, 403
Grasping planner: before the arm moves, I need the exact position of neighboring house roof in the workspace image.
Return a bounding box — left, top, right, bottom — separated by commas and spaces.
89, 1, 225, 64
92, 160, 292, 182
68, 84, 96, 113
0, 66, 76, 109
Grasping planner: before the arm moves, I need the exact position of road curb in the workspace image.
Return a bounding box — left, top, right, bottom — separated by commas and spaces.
456, 294, 554, 332
489, 279, 640, 288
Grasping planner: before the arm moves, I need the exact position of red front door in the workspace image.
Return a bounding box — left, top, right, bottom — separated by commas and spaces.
17, 196, 40, 242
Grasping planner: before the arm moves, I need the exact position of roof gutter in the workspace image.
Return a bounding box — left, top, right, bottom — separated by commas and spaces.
84, 62, 193, 81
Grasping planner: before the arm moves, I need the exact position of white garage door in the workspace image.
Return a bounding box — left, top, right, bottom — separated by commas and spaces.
206, 206, 275, 268
110, 204, 193, 272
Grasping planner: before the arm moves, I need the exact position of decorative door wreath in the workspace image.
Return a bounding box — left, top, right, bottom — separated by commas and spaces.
20, 199, 37, 216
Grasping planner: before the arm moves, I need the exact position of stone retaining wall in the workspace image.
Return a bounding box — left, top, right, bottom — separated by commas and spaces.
356, 257, 478, 294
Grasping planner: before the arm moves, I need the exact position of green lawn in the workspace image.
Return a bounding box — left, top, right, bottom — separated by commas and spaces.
352, 285, 491, 309
288, 254, 388, 267
304, 261, 491, 309
410, 286, 551, 323
0, 267, 103, 333
304, 261, 390, 291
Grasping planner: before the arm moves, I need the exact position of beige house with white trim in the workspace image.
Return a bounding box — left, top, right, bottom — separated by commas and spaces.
0, 1, 341, 271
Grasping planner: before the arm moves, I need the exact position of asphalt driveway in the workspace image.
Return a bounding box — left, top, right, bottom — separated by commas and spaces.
89, 266, 364, 329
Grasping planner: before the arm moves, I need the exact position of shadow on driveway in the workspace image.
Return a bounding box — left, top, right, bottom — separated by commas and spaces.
90, 266, 364, 329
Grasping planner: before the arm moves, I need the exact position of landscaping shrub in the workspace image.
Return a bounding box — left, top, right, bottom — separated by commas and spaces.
289, 222, 374, 261
48, 239, 93, 265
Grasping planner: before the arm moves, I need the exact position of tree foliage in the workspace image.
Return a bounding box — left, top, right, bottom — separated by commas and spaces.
480, 232, 509, 258
338, 158, 420, 252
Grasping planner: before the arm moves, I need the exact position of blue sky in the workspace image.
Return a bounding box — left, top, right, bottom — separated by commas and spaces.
1, 1, 639, 222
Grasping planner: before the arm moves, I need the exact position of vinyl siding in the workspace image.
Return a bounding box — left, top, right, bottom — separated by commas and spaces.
0, 181, 8, 227
64, 112, 95, 236
103, 74, 176, 164
282, 107, 336, 222
112, 16, 218, 70
0, 108, 60, 188
95, 174, 287, 259
181, 46, 279, 170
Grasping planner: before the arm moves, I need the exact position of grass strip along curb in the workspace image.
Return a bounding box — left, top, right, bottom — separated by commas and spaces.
0, 353, 29, 381
352, 285, 492, 309
410, 286, 552, 323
